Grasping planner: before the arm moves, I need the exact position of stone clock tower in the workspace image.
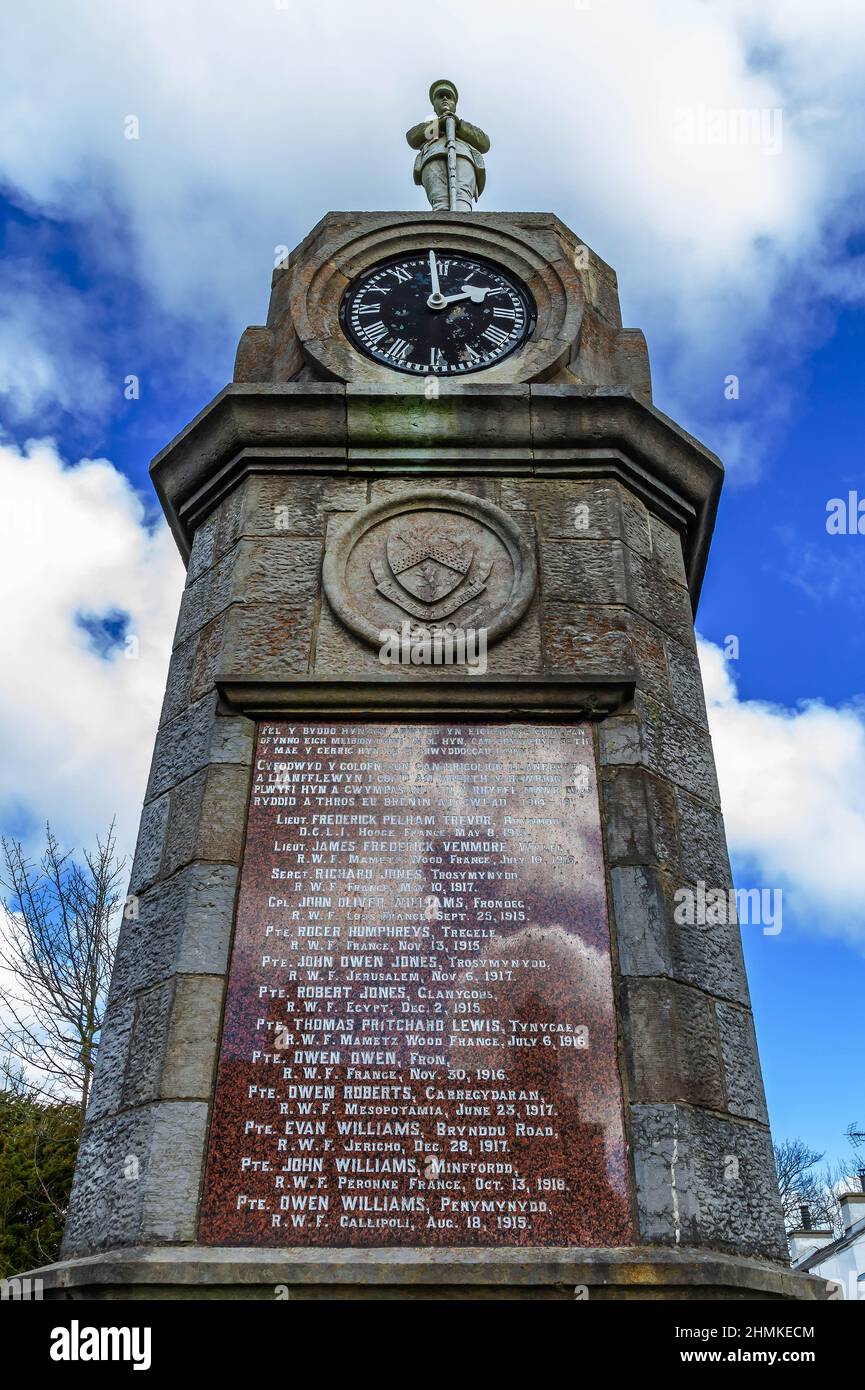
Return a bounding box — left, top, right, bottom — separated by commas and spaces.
37, 87, 824, 1300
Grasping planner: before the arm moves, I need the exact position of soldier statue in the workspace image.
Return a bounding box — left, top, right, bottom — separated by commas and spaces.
406, 79, 490, 213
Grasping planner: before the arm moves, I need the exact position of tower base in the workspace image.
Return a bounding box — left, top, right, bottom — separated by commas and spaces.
27, 1246, 828, 1300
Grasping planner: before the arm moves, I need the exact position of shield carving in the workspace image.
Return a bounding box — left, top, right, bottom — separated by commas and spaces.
386, 526, 473, 604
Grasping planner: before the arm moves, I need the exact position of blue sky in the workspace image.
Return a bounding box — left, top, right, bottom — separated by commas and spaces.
0, 0, 863, 1174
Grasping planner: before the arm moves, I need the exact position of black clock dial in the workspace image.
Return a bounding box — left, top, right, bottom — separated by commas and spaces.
340, 250, 535, 375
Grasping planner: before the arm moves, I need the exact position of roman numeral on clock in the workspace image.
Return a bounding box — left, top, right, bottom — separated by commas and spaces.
482, 325, 511, 347
389, 266, 412, 283
364, 321, 389, 344
356, 303, 381, 315
384, 338, 411, 361
492, 307, 516, 320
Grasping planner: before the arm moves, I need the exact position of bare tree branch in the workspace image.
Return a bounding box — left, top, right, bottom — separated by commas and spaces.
0, 821, 124, 1122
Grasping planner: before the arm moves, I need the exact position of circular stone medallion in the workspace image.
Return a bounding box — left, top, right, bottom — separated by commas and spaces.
323, 488, 536, 649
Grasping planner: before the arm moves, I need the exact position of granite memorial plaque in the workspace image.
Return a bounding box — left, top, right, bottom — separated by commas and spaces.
200, 721, 633, 1248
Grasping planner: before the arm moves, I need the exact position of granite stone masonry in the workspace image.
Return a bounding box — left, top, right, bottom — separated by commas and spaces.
32, 211, 824, 1300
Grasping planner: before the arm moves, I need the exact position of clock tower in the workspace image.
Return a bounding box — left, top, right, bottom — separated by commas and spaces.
37, 84, 825, 1301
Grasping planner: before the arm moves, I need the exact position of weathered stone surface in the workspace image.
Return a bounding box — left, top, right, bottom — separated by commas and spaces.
162, 764, 250, 878
621, 977, 725, 1109
190, 611, 229, 706
623, 611, 670, 697
502, 477, 618, 540
631, 1104, 787, 1260
665, 634, 709, 729
624, 547, 694, 646
128, 793, 169, 895
61, 1102, 209, 1256
160, 975, 225, 1100
717, 1001, 769, 1123
370, 476, 499, 503
600, 692, 720, 802
84, 998, 134, 1124
216, 600, 313, 679
186, 511, 218, 585
219, 474, 366, 545
540, 605, 633, 679
634, 1106, 789, 1262
598, 711, 644, 768
610, 866, 672, 977
121, 983, 175, 1107
159, 631, 196, 727
541, 539, 626, 605
146, 693, 218, 801
668, 900, 750, 1007
601, 766, 679, 871
231, 537, 322, 605
110, 863, 238, 1003
650, 514, 688, 585
676, 788, 733, 888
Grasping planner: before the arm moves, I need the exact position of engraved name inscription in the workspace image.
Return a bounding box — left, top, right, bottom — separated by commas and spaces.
199, 722, 633, 1248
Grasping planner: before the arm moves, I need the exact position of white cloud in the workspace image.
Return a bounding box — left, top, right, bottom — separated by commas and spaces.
699, 637, 865, 949
0, 440, 183, 862
0, 263, 113, 428
0, 0, 863, 465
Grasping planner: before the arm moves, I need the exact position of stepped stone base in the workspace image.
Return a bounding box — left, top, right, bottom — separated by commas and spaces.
28, 1246, 829, 1301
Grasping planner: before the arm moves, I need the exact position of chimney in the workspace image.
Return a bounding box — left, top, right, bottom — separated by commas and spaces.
839, 1191, 865, 1234
788, 1209, 833, 1266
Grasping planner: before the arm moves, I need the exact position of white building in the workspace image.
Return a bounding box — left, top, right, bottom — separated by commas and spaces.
789, 1191, 865, 1300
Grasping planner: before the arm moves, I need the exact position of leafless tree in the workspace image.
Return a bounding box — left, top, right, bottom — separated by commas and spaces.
0, 822, 125, 1123
774, 1137, 834, 1230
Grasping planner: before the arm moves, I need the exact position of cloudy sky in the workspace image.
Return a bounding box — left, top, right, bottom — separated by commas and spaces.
1, 0, 863, 1167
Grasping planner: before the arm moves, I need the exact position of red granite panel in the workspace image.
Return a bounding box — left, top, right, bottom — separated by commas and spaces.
200, 721, 633, 1247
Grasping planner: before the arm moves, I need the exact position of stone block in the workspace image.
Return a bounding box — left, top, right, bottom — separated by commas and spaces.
541, 539, 627, 604
540, 604, 633, 679
128, 793, 169, 895
621, 977, 725, 1109
160, 975, 225, 1100
231, 537, 322, 606
631, 1103, 788, 1260
159, 632, 196, 727
668, 899, 749, 1006
122, 982, 175, 1107
61, 1102, 210, 1256
146, 693, 218, 802
676, 789, 733, 888
716, 1001, 769, 1123
371, 476, 499, 503
110, 862, 238, 1003
216, 600, 314, 679
186, 511, 218, 585
624, 547, 694, 646
222, 474, 367, 543
665, 634, 709, 728
84, 998, 134, 1124
601, 766, 679, 871
650, 514, 688, 585
162, 763, 250, 878
610, 866, 672, 976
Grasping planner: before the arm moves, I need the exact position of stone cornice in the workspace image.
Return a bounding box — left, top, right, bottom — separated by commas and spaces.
150, 383, 722, 610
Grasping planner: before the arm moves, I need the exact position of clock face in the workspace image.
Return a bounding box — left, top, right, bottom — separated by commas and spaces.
340, 250, 535, 376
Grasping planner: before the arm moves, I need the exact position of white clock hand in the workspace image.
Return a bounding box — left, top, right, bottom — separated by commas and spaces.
437, 285, 494, 307
427, 251, 447, 310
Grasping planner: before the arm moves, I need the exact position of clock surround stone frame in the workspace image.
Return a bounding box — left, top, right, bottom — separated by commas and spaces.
234, 211, 654, 399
